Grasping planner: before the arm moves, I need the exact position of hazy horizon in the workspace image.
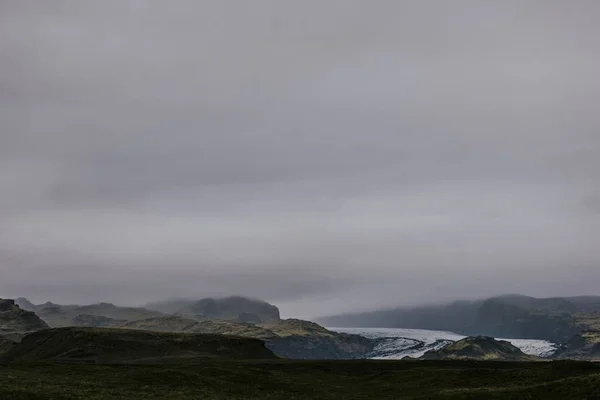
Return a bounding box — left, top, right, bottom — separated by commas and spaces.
2, 1, 599, 320
12, 292, 600, 321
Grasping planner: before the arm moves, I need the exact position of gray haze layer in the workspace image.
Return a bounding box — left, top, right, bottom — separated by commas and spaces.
1, 1, 599, 318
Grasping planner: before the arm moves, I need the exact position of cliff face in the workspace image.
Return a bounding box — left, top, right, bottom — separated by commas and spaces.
420, 336, 538, 361
176, 297, 281, 323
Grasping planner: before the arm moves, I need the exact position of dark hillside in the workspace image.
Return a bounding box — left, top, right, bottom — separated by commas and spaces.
2, 360, 600, 399
317, 294, 585, 342
420, 336, 538, 361
1, 327, 276, 364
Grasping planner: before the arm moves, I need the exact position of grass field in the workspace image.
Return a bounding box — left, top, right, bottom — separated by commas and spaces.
2, 360, 600, 399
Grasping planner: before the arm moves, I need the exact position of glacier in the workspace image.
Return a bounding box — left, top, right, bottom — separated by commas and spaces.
330, 327, 558, 359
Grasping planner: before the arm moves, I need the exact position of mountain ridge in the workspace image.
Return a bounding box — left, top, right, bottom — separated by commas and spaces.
316, 294, 600, 343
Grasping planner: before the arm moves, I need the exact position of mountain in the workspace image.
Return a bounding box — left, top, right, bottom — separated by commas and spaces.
173, 296, 281, 323
316, 294, 599, 342
143, 298, 198, 314
0, 327, 276, 364
36, 302, 163, 328
71, 314, 126, 328
119, 315, 373, 359
0, 299, 49, 334
8, 295, 370, 359
420, 336, 539, 361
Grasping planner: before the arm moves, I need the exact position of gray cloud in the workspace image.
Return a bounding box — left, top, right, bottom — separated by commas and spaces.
1, 1, 599, 318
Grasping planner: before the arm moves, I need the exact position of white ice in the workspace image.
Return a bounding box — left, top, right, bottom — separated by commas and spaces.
330, 327, 558, 359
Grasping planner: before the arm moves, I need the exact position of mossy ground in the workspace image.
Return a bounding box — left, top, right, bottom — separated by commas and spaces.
2, 360, 600, 399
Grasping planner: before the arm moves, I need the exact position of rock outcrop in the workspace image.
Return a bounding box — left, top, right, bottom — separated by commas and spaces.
0, 299, 49, 334
420, 336, 538, 361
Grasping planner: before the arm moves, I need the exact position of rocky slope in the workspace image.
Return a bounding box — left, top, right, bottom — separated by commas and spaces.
120, 316, 373, 359
0, 299, 49, 335
553, 330, 600, 361
0, 327, 276, 364
420, 336, 539, 361
260, 319, 373, 359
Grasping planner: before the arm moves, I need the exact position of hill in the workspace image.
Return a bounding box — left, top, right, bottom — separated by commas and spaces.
119, 316, 373, 359
554, 330, 600, 361
316, 294, 598, 342
8, 296, 370, 360
174, 296, 280, 323
35, 302, 163, 328
0, 299, 49, 334
143, 298, 199, 314
420, 336, 539, 361
0, 327, 276, 364
260, 319, 374, 359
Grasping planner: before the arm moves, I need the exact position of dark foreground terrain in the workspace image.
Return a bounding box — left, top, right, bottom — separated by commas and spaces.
2, 360, 600, 400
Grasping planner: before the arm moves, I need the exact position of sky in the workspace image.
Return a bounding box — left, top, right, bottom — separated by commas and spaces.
1, 1, 599, 319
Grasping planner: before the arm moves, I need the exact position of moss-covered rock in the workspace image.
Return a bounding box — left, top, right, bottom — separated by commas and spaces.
420, 336, 539, 361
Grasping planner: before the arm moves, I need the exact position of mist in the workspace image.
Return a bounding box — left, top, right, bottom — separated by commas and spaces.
1, 1, 599, 319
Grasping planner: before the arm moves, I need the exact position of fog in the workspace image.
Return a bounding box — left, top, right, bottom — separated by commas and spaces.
1, 1, 599, 318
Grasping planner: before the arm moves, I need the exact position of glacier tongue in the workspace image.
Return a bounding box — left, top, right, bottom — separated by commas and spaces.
329, 327, 558, 359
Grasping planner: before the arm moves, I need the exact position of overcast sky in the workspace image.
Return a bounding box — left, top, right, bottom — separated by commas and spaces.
1, 1, 599, 318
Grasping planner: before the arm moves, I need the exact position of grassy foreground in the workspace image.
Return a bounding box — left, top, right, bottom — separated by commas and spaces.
2, 360, 600, 399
